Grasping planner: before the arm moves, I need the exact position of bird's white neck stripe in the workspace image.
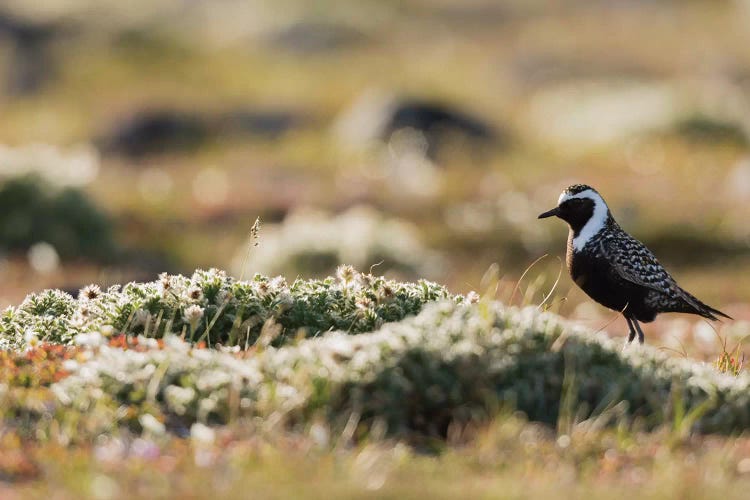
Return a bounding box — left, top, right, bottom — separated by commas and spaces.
559, 189, 609, 251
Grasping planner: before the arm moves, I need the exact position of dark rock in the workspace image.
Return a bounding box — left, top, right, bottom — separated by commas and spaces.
383, 99, 503, 159
334, 92, 506, 162
100, 110, 211, 158
384, 100, 494, 142
0, 13, 60, 44
219, 110, 304, 138
101, 108, 308, 158
0, 11, 65, 95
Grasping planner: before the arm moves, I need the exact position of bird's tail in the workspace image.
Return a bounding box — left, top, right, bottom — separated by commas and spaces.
677, 288, 733, 321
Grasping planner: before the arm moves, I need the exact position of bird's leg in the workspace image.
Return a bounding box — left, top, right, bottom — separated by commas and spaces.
632, 320, 645, 344
625, 316, 637, 343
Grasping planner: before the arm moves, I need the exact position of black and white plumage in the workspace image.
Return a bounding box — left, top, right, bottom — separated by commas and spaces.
538, 184, 731, 344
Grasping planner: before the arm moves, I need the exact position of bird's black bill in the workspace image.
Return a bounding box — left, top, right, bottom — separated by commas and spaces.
537, 207, 559, 219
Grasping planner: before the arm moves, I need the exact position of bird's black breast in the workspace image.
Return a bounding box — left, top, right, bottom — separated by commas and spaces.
568, 242, 657, 322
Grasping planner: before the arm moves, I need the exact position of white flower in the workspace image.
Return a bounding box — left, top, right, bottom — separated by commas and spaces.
164, 385, 197, 415
183, 305, 204, 329
269, 276, 287, 291
137, 336, 159, 349
190, 422, 215, 445
71, 308, 91, 329
79, 284, 102, 301
139, 414, 165, 435
75, 331, 104, 348
195, 369, 231, 392
24, 329, 40, 350
336, 264, 359, 287
164, 334, 190, 352
185, 285, 204, 302
62, 359, 79, 372
157, 273, 173, 297
100, 325, 115, 338
356, 296, 374, 311
377, 284, 395, 303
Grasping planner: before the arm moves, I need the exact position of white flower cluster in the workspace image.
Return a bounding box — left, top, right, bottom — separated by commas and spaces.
0, 268, 455, 350
54, 333, 267, 424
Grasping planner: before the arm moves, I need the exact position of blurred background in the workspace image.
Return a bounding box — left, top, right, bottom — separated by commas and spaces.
0, 0, 749, 352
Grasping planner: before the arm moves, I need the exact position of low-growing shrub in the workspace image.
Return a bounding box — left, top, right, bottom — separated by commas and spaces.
0, 267, 455, 350
4, 270, 749, 442
51, 299, 750, 440
0, 175, 116, 261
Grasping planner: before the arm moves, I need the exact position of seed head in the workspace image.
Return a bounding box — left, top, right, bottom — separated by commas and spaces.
250, 217, 262, 247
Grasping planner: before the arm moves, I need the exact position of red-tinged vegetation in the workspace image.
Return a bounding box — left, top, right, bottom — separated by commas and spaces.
713, 335, 746, 376
106, 334, 207, 351
715, 349, 745, 376
107, 334, 165, 351
0, 345, 77, 387
0, 449, 40, 483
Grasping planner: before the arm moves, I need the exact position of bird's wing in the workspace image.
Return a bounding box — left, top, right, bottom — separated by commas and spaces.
599, 231, 728, 319
598, 235, 675, 293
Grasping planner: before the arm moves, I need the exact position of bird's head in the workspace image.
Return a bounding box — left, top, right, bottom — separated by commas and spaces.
538, 184, 610, 238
